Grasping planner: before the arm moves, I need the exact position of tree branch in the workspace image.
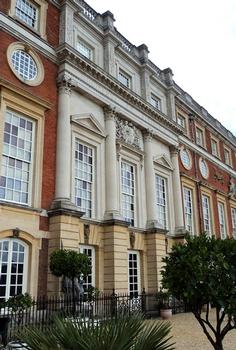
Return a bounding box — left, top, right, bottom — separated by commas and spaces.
193, 311, 216, 348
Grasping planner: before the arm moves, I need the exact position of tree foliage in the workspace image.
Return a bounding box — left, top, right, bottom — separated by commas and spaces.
19, 314, 175, 350
161, 234, 236, 350
50, 249, 90, 280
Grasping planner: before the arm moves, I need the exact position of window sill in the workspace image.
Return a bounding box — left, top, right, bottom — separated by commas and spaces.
0, 200, 42, 213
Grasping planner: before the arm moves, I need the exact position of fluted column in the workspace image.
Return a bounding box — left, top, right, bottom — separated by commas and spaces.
53, 78, 73, 207
104, 106, 122, 220
144, 131, 158, 228
170, 146, 185, 233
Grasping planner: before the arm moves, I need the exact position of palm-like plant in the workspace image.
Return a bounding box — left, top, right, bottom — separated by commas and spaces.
19, 314, 175, 350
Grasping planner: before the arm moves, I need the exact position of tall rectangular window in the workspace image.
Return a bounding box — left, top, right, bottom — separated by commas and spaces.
0, 110, 34, 205
202, 195, 212, 236
196, 127, 204, 147
77, 41, 93, 60
183, 187, 194, 234
118, 70, 131, 88
231, 208, 236, 239
218, 202, 227, 239
15, 0, 39, 29
177, 114, 186, 129
128, 251, 140, 298
79, 245, 95, 293
224, 149, 231, 166
150, 94, 161, 110
121, 162, 135, 226
156, 175, 168, 229
74, 141, 93, 218
211, 139, 218, 157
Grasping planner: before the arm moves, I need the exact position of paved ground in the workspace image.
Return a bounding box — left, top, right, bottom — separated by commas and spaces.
165, 310, 236, 350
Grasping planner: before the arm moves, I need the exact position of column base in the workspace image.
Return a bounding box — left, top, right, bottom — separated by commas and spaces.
146, 220, 168, 231
104, 210, 124, 221
48, 198, 84, 218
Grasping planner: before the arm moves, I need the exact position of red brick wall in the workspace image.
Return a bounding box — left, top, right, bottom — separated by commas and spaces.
0, 32, 58, 215
0, 1, 59, 47
37, 238, 49, 297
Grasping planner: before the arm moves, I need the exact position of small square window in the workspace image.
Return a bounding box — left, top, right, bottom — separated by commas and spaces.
77, 41, 93, 60
118, 70, 131, 88
177, 114, 186, 129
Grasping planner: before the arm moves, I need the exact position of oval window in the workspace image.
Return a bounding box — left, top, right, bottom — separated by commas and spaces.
180, 148, 192, 170
11, 50, 38, 81
199, 158, 208, 178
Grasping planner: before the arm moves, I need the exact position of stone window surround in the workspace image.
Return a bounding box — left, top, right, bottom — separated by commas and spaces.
199, 157, 209, 179
0, 238, 28, 301
200, 186, 215, 236
7, 42, 45, 86
0, 86, 45, 208
79, 244, 95, 290
201, 194, 212, 237
76, 38, 94, 61
181, 178, 199, 235
224, 145, 232, 167
179, 146, 192, 170
155, 174, 168, 230
128, 250, 141, 296
177, 113, 186, 129
195, 123, 206, 148
118, 147, 143, 229
217, 201, 227, 239
150, 93, 161, 111
210, 135, 220, 158
216, 193, 229, 239
8, 0, 48, 39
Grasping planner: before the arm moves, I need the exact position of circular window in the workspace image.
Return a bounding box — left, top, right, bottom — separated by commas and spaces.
180, 148, 192, 170
11, 50, 37, 81
7, 42, 44, 86
199, 158, 208, 178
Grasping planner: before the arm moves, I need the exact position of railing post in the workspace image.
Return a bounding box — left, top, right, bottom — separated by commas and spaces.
141, 288, 146, 314
111, 288, 117, 319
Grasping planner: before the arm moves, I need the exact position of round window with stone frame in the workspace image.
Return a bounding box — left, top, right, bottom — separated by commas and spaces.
7, 42, 44, 86
180, 148, 192, 170
199, 158, 209, 179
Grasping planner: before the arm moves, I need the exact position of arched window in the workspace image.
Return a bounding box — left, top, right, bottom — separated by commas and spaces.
0, 239, 28, 301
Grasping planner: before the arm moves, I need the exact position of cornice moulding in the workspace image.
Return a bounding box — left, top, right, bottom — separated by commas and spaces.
56, 45, 183, 135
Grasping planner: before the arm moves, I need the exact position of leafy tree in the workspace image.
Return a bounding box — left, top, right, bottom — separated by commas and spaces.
161, 234, 236, 350
50, 249, 90, 309
19, 313, 175, 350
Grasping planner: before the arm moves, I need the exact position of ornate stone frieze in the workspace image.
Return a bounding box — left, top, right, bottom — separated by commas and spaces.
115, 117, 143, 150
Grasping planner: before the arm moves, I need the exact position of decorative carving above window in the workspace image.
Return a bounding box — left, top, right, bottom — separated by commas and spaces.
115, 117, 143, 150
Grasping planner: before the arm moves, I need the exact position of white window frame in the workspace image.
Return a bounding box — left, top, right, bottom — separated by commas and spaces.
128, 250, 141, 298
180, 148, 192, 170
0, 238, 28, 301
199, 158, 209, 179
202, 195, 212, 236
211, 138, 219, 157
231, 208, 236, 239
183, 187, 194, 235
155, 174, 168, 229
0, 109, 35, 206
118, 69, 131, 88
74, 139, 94, 218
224, 148, 231, 166
177, 114, 186, 129
121, 161, 136, 227
196, 127, 204, 147
77, 40, 93, 60
150, 94, 161, 111
218, 202, 227, 239
15, 0, 39, 30
79, 245, 95, 292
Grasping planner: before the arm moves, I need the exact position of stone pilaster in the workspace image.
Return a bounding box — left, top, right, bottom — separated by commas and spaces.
104, 106, 122, 221
146, 232, 166, 292
144, 131, 158, 229
140, 68, 151, 100
103, 224, 129, 293
170, 146, 186, 234
166, 89, 177, 121
59, 1, 75, 46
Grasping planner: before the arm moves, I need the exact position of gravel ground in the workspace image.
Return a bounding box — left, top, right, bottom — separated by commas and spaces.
165, 310, 236, 350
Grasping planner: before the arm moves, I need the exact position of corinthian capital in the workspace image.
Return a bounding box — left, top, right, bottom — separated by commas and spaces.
57, 74, 74, 95
104, 105, 116, 120
170, 145, 180, 155
143, 129, 154, 142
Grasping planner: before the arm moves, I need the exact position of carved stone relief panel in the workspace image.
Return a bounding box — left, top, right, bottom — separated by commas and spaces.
115, 117, 143, 150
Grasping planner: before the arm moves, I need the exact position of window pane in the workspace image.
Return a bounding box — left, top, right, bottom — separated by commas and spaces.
128, 252, 139, 298
15, 0, 38, 29
184, 188, 194, 234
156, 175, 167, 229
11, 50, 37, 81
0, 111, 33, 205
121, 162, 135, 226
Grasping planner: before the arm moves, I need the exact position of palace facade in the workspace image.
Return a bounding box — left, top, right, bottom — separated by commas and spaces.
0, 0, 236, 299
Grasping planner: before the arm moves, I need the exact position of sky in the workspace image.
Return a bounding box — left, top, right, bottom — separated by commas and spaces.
87, 0, 236, 135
